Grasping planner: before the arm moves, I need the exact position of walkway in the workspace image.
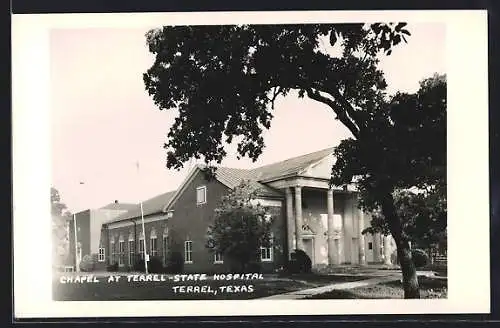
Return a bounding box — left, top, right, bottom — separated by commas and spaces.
258, 275, 401, 300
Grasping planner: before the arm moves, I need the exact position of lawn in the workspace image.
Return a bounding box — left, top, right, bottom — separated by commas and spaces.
306, 276, 448, 299
53, 273, 369, 301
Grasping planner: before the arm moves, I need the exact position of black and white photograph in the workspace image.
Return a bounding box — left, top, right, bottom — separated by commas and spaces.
12, 10, 490, 318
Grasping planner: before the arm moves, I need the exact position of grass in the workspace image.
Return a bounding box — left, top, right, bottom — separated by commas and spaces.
306, 276, 448, 299
53, 273, 369, 301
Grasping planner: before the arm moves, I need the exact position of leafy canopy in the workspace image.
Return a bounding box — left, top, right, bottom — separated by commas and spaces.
51, 187, 71, 265
206, 181, 274, 268
143, 23, 412, 169
331, 74, 446, 204
331, 74, 446, 244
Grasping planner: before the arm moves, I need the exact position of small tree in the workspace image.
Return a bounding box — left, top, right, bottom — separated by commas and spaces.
207, 181, 273, 271
364, 187, 447, 263
51, 187, 71, 267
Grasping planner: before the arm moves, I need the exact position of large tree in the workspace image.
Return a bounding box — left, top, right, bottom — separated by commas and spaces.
143, 23, 443, 298
332, 73, 447, 293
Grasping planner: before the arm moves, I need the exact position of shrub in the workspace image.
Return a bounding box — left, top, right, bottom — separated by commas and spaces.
133, 258, 146, 272
133, 257, 164, 273
148, 257, 164, 273
286, 249, 312, 274
412, 248, 430, 268
165, 251, 184, 273
80, 254, 95, 272
106, 262, 118, 272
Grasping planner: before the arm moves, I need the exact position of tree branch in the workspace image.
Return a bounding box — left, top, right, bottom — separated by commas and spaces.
268, 86, 282, 109
330, 87, 366, 133
306, 88, 360, 139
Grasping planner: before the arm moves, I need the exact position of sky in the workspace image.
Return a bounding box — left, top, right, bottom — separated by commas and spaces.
50, 23, 446, 213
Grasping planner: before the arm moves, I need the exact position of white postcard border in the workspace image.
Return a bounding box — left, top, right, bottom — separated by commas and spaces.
12, 10, 490, 317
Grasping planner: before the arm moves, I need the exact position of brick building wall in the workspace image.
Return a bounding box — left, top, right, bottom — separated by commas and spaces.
101, 170, 287, 273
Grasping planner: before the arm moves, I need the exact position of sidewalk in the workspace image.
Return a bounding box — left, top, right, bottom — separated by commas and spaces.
257, 275, 401, 300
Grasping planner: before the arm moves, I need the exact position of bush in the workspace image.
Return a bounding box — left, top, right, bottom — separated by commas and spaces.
133, 258, 146, 272
286, 249, 312, 274
412, 248, 430, 268
165, 251, 184, 273
80, 254, 95, 272
149, 257, 164, 273
107, 262, 118, 272
133, 256, 164, 273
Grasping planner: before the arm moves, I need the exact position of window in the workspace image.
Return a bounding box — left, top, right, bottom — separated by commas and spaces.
149, 228, 158, 257
196, 186, 207, 205
162, 229, 169, 265
98, 247, 105, 262
139, 236, 145, 260
214, 251, 223, 264
368, 242, 373, 250
128, 239, 135, 266
118, 240, 125, 266
110, 240, 116, 263
184, 240, 193, 263
260, 233, 273, 262
150, 236, 158, 257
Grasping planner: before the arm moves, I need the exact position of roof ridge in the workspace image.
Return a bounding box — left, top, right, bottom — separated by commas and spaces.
249, 146, 335, 172
211, 147, 334, 173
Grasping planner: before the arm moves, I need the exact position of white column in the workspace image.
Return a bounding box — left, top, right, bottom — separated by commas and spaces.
383, 235, 392, 265
326, 189, 335, 265
294, 186, 304, 250
285, 188, 294, 257
358, 208, 366, 265
373, 232, 381, 263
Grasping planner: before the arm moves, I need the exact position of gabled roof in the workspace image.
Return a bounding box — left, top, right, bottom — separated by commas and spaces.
249, 146, 335, 182
99, 202, 137, 211
105, 147, 335, 225
105, 190, 176, 223
214, 167, 283, 198
208, 147, 334, 195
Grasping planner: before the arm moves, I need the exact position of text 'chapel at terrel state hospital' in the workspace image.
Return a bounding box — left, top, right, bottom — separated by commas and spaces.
66, 147, 398, 273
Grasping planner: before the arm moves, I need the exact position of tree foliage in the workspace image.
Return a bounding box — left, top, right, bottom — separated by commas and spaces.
206, 181, 274, 271
51, 187, 71, 265
333, 74, 447, 248
143, 23, 411, 169
330, 74, 446, 195
364, 186, 447, 251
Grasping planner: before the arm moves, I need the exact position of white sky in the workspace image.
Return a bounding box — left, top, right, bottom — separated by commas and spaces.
50, 23, 445, 212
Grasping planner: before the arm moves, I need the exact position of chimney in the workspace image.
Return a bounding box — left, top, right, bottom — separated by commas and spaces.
114, 200, 118, 204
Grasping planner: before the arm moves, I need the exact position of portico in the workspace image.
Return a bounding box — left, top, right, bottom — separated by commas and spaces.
268, 175, 369, 267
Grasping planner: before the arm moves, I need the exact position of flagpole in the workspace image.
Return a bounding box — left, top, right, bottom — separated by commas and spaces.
140, 201, 148, 274
137, 161, 148, 274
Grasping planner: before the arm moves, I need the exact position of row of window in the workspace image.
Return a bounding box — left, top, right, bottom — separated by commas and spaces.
97, 185, 272, 266
183, 240, 273, 263
98, 237, 274, 265
99, 235, 169, 265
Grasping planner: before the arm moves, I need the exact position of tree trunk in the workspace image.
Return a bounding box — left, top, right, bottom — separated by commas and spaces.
380, 192, 420, 299
396, 240, 420, 298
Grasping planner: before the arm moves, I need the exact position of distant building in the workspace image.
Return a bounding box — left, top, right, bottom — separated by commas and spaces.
67, 201, 137, 271
99, 147, 398, 273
